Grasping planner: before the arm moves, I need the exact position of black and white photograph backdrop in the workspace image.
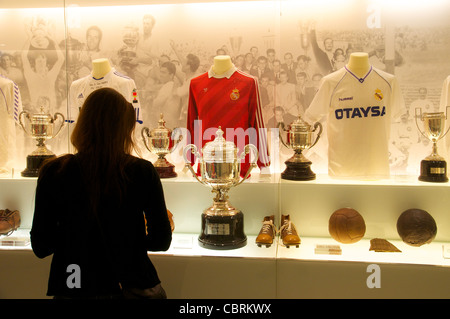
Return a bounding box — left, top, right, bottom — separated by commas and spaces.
1, 0, 449, 176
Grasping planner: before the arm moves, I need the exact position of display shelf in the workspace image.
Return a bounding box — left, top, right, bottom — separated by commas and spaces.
277, 236, 450, 267
276, 238, 450, 299
150, 233, 278, 258
0, 230, 278, 258
280, 173, 450, 242
0, 229, 31, 249
2, 232, 447, 299
3, 230, 448, 268
2, 171, 450, 245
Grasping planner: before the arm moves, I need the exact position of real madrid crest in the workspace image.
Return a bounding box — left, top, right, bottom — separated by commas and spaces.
374, 89, 383, 101
230, 88, 240, 101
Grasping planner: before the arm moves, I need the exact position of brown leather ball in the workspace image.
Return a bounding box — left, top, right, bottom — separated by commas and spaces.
397, 208, 437, 247
328, 208, 366, 244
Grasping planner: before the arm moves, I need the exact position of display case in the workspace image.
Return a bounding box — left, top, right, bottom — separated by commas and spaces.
0, 0, 450, 299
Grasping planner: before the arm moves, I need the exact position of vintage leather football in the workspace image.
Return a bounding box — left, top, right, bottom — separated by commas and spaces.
397, 208, 437, 247
328, 208, 366, 244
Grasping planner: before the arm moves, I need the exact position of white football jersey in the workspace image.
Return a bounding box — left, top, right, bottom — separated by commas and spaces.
0, 75, 23, 169
305, 66, 405, 179
439, 75, 450, 159
69, 68, 142, 124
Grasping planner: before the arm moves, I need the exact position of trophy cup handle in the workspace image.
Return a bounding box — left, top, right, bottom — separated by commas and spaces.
309, 121, 323, 149
141, 127, 151, 152
414, 107, 450, 143
414, 108, 429, 140
52, 112, 66, 138
443, 105, 450, 139
278, 124, 289, 149
169, 127, 183, 153
183, 144, 206, 185
19, 111, 31, 136
235, 144, 259, 186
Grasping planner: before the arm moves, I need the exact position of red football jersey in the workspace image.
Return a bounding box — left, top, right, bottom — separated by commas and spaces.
187, 66, 270, 176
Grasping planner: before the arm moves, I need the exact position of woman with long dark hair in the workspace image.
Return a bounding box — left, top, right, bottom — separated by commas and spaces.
30, 87, 172, 299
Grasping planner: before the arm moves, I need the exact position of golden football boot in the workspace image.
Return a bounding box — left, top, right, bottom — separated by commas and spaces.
280, 214, 301, 248
255, 215, 276, 248
0, 209, 21, 236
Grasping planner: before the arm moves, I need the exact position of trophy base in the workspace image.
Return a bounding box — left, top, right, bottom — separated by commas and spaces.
198, 211, 247, 250
281, 156, 316, 181
155, 164, 177, 178
154, 158, 177, 178
419, 159, 448, 183
21, 154, 56, 177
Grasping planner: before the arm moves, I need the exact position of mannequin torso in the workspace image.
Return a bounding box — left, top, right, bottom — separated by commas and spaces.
91, 58, 112, 79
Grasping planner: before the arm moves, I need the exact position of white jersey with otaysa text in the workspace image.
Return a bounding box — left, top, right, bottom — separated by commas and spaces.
305, 66, 405, 179
69, 68, 142, 124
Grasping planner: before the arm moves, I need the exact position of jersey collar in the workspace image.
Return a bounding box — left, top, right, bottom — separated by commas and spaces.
92, 67, 114, 80
345, 65, 372, 83
208, 64, 237, 79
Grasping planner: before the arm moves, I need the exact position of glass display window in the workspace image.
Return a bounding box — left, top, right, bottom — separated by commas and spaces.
0, 0, 449, 178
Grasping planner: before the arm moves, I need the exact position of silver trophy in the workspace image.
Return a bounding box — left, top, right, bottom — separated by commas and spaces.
415, 107, 450, 182
279, 115, 322, 180
19, 106, 65, 177
183, 127, 258, 249
141, 113, 182, 178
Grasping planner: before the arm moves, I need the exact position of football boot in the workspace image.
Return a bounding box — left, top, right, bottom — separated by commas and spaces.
255, 215, 276, 248
0, 209, 21, 236
280, 214, 301, 248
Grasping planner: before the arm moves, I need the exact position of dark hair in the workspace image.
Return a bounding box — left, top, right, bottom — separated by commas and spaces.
86, 25, 103, 42
71, 87, 137, 209
296, 55, 311, 62
186, 53, 200, 72
161, 61, 176, 75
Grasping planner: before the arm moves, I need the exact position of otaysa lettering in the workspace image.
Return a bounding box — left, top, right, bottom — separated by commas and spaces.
335, 106, 386, 119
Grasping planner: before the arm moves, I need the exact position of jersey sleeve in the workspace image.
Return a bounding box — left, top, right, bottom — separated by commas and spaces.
68, 81, 81, 123
440, 76, 450, 110
12, 81, 23, 124
440, 76, 450, 156
304, 77, 332, 124
249, 76, 271, 170
186, 79, 200, 166
389, 76, 405, 121
0, 77, 23, 124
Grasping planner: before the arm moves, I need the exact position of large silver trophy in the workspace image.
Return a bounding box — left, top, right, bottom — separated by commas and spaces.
279, 115, 322, 181
415, 107, 450, 182
141, 113, 182, 178
19, 106, 65, 177
184, 127, 258, 250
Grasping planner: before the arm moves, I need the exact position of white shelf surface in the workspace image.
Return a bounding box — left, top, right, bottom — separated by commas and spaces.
277, 236, 450, 267
0, 230, 278, 259
3, 230, 448, 268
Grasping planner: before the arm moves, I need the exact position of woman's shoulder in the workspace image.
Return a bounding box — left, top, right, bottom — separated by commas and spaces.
126, 155, 153, 167
38, 154, 77, 180
125, 155, 157, 175
41, 154, 76, 170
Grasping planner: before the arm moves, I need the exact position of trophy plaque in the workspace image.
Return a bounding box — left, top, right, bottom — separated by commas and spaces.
279, 115, 322, 181
184, 127, 258, 250
415, 107, 450, 182
142, 113, 182, 178
19, 107, 65, 177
